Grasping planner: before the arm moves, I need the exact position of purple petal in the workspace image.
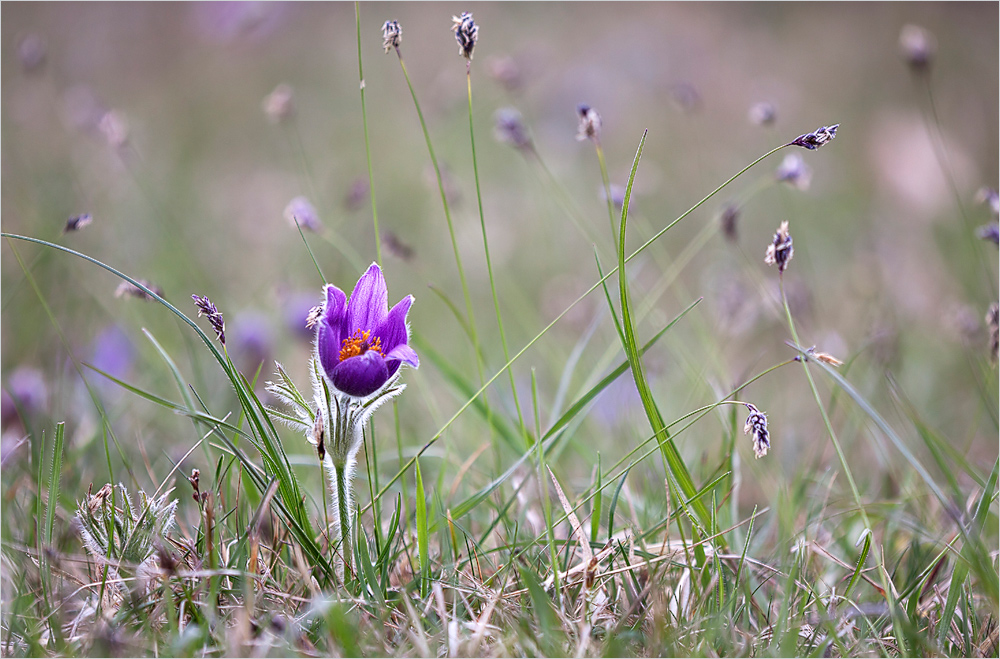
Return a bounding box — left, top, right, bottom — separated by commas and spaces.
374, 294, 413, 355
345, 263, 387, 336
316, 321, 341, 382
384, 344, 419, 378
331, 351, 389, 397
321, 285, 348, 339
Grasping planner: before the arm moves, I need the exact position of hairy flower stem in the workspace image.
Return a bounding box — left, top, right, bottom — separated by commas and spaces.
333, 461, 352, 578
355, 2, 381, 264
393, 50, 486, 389
466, 65, 530, 448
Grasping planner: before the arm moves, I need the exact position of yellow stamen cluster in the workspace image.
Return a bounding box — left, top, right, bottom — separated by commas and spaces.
339, 329, 383, 362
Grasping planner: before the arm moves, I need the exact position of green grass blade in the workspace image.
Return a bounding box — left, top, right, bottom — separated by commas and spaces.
43, 423, 65, 550
615, 130, 711, 533
415, 457, 429, 598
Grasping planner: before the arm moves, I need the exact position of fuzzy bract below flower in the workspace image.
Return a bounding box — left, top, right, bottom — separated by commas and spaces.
764, 221, 794, 273
743, 403, 770, 459
317, 263, 418, 398
790, 124, 838, 150
452, 12, 478, 60
382, 20, 402, 53
576, 104, 602, 143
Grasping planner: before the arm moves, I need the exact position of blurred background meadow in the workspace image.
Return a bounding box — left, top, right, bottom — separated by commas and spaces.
2, 2, 998, 656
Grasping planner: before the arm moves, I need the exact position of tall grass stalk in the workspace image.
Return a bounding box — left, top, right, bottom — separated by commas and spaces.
355, 2, 381, 265
389, 44, 486, 388
464, 61, 530, 447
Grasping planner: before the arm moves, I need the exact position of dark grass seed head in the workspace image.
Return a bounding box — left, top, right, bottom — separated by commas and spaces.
493, 107, 532, 151
382, 20, 401, 53
452, 12, 478, 60
115, 279, 163, 301
192, 294, 226, 345
775, 153, 812, 191
899, 24, 935, 72
748, 101, 777, 126
743, 403, 770, 459
576, 104, 602, 143
790, 124, 838, 150
720, 204, 740, 242
764, 221, 794, 273
64, 213, 93, 233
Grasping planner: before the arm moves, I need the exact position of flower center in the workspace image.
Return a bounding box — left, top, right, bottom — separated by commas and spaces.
339, 329, 383, 362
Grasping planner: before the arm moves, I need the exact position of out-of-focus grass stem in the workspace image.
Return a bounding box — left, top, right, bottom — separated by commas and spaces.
392, 47, 485, 387
466, 63, 530, 448
355, 3, 381, 265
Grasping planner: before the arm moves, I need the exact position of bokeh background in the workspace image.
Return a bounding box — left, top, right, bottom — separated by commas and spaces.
2, 3, 997, 512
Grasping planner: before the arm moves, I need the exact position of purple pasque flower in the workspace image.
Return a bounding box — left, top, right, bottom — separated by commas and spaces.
316, 263, 418, 397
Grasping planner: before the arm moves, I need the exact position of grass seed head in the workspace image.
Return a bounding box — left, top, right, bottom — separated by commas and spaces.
192, 294, 226, 345
749, 101, 777, 126
283, 196, 321, 232
64, 213, 93, 233
382, 20, 402, 53
115, 279, 163, 301
494, 107, 532, 151
764, 221, 794, 273
775, 153, 812, 191
720, 203, 740, 242
262, 83, 294, 124
899, 24, 935, 72
452, 12, 478, 60
790, 123, 838, 150
743, 403, 770, 459
576, 104, 602, 143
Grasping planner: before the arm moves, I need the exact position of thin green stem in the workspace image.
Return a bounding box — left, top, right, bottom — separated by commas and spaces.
595, 143, 618, 250
356, 2, 381, 265
778, 275, 903, 638
466, 66, 530, 447
395, 49, 485, 387
916, 74, 996, 298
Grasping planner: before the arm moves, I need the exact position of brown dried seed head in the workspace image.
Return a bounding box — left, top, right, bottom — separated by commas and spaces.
813, 352, 844, 367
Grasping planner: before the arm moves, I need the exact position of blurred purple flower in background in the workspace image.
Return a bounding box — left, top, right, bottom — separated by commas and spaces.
230, 311, 274, 376
89, 325, 135, 393
1, 367, 48, 430
316, 263, 418, 398
283, 196, 321, 232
